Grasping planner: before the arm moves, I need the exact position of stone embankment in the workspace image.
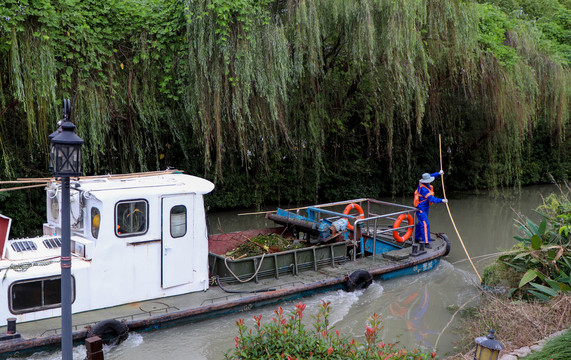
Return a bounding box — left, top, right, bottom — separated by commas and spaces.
498, 329, 567, 360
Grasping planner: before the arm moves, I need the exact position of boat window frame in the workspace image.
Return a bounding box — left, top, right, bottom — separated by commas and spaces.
115, 199, 149, 237
170, 205, 187, 238
9, 275, 76, 315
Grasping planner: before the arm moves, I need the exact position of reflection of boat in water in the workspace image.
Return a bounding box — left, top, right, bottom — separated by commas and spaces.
0, 171, 450, 356
390, 284, 436, 346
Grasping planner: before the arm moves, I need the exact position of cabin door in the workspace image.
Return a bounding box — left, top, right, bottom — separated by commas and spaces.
161, 194, 194, 288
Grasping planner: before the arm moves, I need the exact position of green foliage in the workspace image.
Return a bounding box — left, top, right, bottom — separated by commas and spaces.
475, 3, 520, 66
0, 0, 569, 214
486, 186, 571, 300
225, 301, 437, 359
0, 189, 44, 238
521, 327, 571, 360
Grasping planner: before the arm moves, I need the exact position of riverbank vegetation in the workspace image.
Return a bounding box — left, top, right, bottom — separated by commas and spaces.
226, 300, 437, 359
0, 0, 569, 213
450, 184, 570, 357
482, 182, 570, 300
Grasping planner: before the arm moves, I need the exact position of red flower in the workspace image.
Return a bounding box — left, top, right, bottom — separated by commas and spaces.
327, 347, 334, 355
295, 302, 306, 319
431, 352, 436, 358
254, 314, 262, 327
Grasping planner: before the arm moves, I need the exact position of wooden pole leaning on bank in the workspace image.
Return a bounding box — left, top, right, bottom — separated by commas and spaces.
439, 134, 482, 282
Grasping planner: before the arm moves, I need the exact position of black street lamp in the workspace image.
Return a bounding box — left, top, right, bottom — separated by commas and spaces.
50, 99, 83, 360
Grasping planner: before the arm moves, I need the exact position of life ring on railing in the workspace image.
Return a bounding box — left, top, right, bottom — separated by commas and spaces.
345, 270, 373, 292
90, 319, 129, 345
342, 203, 365, 231
392, 213, 414, 243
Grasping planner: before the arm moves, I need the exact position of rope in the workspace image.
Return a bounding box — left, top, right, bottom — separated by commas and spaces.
223, 253, 266, 283
1, 258, 61, 280
439, 134, 482, 282
451, 250, 518, 265
432, 294, 479, 352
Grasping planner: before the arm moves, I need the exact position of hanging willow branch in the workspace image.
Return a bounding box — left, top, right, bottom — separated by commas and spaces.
0, 0, 568, 205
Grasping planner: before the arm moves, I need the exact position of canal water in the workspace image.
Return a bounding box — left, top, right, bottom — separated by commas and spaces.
13, 184, 560, 359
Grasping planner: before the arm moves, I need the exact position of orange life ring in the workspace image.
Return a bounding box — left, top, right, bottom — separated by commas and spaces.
342, 203, 365, 231
392, 213, 414, 242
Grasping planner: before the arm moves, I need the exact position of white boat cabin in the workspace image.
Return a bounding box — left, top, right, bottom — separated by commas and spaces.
0, 172, 214, 326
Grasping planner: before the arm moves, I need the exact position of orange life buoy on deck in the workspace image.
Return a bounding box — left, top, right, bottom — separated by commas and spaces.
342, 203, 365, 231
392, 213, 414, 242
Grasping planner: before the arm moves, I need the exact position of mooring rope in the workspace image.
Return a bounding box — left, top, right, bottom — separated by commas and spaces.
432, 294, 479, 352
439, 134, 482, 282
224, 253, 266, 283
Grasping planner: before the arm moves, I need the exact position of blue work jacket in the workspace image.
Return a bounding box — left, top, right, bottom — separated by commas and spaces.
416, 172, 443, 213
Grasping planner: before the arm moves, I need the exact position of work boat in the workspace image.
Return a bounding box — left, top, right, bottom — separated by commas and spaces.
0, 171, 450, 355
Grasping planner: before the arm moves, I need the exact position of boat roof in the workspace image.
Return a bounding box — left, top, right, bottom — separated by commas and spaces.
50, 171, 215, 198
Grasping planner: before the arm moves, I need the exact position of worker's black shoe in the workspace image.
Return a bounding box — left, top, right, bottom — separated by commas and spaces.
424, 243, 432, 249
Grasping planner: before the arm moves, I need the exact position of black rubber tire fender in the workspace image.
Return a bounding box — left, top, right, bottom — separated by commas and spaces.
91, 319, 129, 345
345, 270, 373, 292
436, 233, 451, 256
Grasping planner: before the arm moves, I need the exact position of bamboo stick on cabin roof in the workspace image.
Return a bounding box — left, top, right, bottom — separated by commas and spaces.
9, 169, 184, 183
1, 170, 185, 191
0, 183, 46, 192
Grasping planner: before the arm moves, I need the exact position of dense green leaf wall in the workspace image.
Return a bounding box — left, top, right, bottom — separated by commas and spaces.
0, 0, 569, 210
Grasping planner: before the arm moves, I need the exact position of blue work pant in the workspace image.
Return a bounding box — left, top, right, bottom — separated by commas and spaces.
414, 210, 431, 243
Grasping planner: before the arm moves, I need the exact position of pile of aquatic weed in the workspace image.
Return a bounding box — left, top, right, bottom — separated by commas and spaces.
227, 233, 304, 258
446, 292, 571, 359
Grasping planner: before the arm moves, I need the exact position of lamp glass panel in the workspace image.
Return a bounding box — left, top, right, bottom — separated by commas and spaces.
54, 144, 81, 175
480, 347, 492, 360
475, 345, 482, 359
49, 143, 55, 172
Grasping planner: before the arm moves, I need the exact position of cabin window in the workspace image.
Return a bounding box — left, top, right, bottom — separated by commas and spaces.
170, 205, 187, 238
116, 200, 148, 236
91, 207, 101, 239
9, 276, 75, 314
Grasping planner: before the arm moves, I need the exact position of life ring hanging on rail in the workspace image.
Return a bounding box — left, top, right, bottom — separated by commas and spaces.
392, 213, 414, 243
342, 203, 365, 231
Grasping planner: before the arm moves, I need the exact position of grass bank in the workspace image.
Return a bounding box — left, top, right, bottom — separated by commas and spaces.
445, 293, 570, 359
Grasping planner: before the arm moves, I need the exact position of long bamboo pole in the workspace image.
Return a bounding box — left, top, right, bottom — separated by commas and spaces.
238, 206, 308, 216
0, 184, 46, 192
439, 134, 482, 282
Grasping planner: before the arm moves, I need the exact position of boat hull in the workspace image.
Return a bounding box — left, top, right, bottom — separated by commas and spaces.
0, 235, 446, 355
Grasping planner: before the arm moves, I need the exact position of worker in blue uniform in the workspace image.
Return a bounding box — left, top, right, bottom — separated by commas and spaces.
414, 170, 447, 248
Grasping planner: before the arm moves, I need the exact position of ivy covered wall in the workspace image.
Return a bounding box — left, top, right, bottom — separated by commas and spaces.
0, 0, 569, 210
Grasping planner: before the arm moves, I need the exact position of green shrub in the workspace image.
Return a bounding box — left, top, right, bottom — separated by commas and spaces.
483, 185, 571, 300
225, 300, 437, 359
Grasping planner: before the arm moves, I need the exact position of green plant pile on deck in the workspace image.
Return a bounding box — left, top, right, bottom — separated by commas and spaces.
0, 0, 569, 215
482, 184, 571, 300
226, 233, 304, 258
225, 300, 437, 359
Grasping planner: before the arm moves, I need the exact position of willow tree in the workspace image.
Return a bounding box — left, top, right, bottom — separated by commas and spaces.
0, 0, 569, 210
